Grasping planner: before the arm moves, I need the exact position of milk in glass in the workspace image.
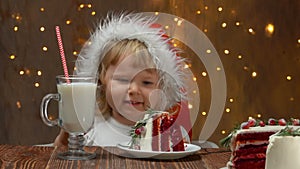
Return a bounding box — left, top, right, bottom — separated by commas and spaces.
57, 82, 97, 134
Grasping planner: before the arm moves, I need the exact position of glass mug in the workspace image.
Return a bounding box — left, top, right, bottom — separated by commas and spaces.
40, 75, 98, 160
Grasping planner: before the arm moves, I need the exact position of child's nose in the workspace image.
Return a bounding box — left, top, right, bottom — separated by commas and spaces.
128, 82, 140, 95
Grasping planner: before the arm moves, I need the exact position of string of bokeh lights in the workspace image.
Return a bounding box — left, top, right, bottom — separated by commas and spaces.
7, 3, 300, 135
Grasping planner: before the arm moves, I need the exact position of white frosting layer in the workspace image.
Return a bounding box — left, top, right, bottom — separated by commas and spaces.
265, 135, 300, 169
139, 111, 173, 151
140, 114, 153, 151
235, 125, 287, 135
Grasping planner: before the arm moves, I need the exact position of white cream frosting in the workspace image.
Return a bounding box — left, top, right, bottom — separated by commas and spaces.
235, 125, 287, 135
140, 114, 153, 151
265, 135, 300, 169
139, 111, 174, 151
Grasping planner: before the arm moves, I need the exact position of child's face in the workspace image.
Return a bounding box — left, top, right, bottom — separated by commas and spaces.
104, 54, 161, 125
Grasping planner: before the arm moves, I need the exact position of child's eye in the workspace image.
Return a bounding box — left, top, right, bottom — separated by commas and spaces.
116, 78, 129, 83
143, 81, 154, 85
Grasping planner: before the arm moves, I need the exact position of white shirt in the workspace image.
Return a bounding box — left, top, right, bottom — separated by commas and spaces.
85, 115, 132, 146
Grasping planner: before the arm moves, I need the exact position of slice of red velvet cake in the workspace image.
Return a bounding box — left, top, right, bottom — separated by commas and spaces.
130, 110, 185, 151
221, 118, 300, 169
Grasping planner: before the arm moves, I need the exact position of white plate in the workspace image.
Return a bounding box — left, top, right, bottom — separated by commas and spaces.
116, 143, 201, 159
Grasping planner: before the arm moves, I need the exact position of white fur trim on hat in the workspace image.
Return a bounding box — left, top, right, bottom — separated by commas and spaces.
75, 13, 187, 108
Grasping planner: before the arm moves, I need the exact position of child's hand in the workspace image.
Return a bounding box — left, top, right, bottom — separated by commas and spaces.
53, 129, 68, 147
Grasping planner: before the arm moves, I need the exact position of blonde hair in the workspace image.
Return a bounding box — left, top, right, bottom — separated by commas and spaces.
98, 39, 157, 118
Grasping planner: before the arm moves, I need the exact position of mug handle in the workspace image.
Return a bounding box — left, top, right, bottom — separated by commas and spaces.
40, 93, 60, 126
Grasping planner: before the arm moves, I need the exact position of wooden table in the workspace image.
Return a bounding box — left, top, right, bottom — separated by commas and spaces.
0, 144, 230, 169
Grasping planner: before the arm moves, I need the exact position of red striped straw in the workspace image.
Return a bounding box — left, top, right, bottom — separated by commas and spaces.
55, 26, 70, 83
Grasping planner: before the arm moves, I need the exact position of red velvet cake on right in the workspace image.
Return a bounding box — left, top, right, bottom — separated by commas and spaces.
221, 118, 300, 169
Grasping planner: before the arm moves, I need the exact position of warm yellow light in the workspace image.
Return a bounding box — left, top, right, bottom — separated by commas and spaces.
218, 7, 223, 12
37, 70, 42, 76
226, 108, 230, 113
19, 70, 24, 75
40, 8, 45, 12
91, 11, 96, 16
224, 49, 230, 55
248, 28, 255, 35
202, 72, 207, 77
16, 101, 22, 109
34, 82, 40, 87
177, 20, 183, 26
87, 4, 92, 8
229, 98, 234, 103
196, 10, 201, 14
265, 23, 275, 36
221, 22, 227, 28
174, 18, 178, 22
290, 97, 295, 101
252, 72, 257, 77
287, 75, 292, 81
184, 64, 189, 69
221, 130, 226, 134
206, 49, 211, 54
73, 51, 78, 55
235, 22, 240, 26
173, 43, 177, 47
10, 55, 15, 60
216, 67, 221, 71
42, 46, 48, 51
66, 20, 71, 25
13, 26, 18, 32
48, 115, 54, 120
155, 12, 159, 15
40, 26, 45, 32
193, 77, 197, 81
238, 54, 242, 59
202, 111, 207, 116
298, 38, 300, 44
193, 90, 197, 94
205, 6, 208, 10
79, 4, 84, 8
257, 114, 262, 118
188, 104, 193, 109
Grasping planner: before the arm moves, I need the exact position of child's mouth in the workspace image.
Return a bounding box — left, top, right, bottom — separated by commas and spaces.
125, 100, 143, 106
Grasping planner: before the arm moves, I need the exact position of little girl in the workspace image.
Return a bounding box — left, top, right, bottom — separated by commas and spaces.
54, 13, 192, 146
